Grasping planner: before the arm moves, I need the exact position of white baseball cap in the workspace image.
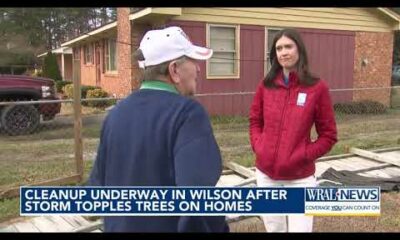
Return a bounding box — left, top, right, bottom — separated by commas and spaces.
138, 26, 213, 68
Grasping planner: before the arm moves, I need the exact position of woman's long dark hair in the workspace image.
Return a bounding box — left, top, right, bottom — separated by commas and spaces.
264, 28, 318, 88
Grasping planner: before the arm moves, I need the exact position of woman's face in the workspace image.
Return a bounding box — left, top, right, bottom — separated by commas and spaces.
275, 35, 299, 72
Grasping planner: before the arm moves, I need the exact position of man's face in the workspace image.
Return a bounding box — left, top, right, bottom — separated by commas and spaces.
170, 58, 200, 96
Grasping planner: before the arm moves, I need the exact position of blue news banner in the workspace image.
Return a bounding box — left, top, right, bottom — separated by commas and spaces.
20, 187, 381, 216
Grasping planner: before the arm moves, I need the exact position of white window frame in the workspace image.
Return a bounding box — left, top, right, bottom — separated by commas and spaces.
105, 38, 118, 73
264, 27, 282, 76
206, 23, 240, 79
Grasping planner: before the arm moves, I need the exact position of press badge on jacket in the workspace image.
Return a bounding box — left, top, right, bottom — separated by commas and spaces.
297, 93, 307, 106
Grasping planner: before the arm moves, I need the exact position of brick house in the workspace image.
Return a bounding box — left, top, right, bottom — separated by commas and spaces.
61, 7, 400, 115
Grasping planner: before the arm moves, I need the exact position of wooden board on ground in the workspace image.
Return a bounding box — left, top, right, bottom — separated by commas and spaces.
380, 151, 400, 161
315, 161, 333, 177
13, 221, 40, 232
0, 224, 18, 232
217, 174, 246, 186
46, 215, 77, 232
316, 151, 400, 179
31, 216, 62, 232
0, 215, 93, 232
224, 162, 255, 178
351, 148, 400, 168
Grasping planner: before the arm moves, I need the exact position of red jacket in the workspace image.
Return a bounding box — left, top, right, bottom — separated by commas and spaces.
249, 71, 337, 180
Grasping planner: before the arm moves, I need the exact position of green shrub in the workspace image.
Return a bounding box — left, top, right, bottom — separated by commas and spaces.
81, 86, 101, 106
86, 88, 108, 98
61, 84, 102, 100
81, 85, 101, 99
86, 88, 115, 108
42, 52, 62, 81
334, 100, 387, 114
62, 84, 74, 99
55, 81, 72, 94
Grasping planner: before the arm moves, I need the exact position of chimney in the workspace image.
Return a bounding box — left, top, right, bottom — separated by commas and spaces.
116, 8, 132, 96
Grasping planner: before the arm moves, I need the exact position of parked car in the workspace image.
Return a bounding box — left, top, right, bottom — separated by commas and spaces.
0, 75, 61, 135
393, 65, 400, 85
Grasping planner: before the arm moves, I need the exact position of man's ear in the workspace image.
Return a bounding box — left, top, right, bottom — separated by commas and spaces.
168, 61, 180, 84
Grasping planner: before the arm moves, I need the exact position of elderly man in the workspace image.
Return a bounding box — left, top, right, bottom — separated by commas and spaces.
88, 26, 228, 232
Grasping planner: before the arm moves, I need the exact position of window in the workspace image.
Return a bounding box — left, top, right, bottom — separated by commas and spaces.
105, 39, 117, 72
265, 28, 281, 73
84, 44, 93, 64
207, 24, 239, 78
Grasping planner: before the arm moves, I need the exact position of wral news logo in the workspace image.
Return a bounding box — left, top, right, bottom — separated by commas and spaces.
304, 187, 381, 216
306, 187, 380, 202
